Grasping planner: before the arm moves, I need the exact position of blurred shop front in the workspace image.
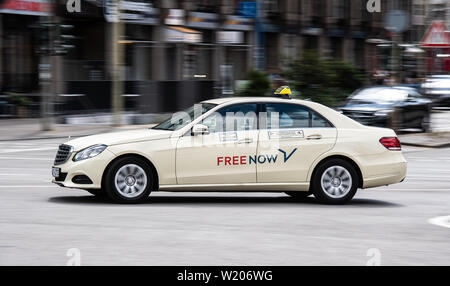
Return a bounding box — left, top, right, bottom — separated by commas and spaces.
61, 1, 220, 114
1, 1, 257, 115
420, 21, 450, 74
0, 0, 53, 93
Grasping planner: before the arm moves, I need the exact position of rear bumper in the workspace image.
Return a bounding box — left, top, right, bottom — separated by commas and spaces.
360, 152, 407, 189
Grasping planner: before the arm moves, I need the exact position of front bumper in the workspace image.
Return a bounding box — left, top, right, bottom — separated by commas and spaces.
52, 148, 116, 189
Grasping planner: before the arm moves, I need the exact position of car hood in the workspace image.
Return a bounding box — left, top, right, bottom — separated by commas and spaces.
65, 128, 173, 151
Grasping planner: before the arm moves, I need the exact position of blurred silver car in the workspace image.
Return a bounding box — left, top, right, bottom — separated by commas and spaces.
421, 75, 450, 107
340, 86, 432, 131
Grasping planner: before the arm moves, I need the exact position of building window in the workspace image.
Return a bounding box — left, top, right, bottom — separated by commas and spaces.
332, 0, 345, 19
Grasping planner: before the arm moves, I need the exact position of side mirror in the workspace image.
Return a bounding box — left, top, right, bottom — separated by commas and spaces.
191, 124, 210, 136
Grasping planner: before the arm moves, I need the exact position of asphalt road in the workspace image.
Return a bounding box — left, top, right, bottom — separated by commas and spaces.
0, 138, 449, 266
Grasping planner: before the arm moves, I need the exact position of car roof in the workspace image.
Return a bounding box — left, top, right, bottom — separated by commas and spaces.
201, 96, 311, 105
360, 85, 411, 90
357, 85, 419, 95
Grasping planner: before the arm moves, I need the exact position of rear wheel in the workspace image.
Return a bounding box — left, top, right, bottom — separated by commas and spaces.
104, 157, 154, 203
311, 159, 358, 204
421, 114, 431, 133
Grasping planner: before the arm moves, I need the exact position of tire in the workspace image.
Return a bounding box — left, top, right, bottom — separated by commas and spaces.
86, 189, 106, 197
285, 191, 311, 200
104, 156, 154, 203
421, 115, 431, 133
311, 159, 358, 204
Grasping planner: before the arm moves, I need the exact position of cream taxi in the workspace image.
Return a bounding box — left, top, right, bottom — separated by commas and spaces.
52, 90, 407, 204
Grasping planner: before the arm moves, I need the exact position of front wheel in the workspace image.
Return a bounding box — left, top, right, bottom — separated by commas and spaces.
104, 157, 154, 203
311, 159, 358, 204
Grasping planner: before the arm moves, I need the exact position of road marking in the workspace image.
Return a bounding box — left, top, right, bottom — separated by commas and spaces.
406, 175, 450, 179
0, 173, 45, 176
428, 216, 450, 229
0, 167, 45, 170
407, 169, 450, 173
0, 185, 54, 188
0, 156, 51, 161
0, 147, 55, 154
374, 188, 449, 191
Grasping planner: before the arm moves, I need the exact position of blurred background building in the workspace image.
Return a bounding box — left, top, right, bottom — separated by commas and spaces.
0, 0, 449, 117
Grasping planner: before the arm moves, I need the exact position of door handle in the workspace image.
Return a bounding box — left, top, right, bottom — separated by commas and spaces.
220, 132, 238, 142
237, 138, 253, 144
306, 134, 322, 140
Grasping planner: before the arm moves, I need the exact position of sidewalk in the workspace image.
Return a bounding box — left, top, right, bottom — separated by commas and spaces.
0, 118, 155, 141
398, 132, 450, 148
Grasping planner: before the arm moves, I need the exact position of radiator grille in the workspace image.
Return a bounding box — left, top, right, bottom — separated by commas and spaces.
54, 144, 73, 165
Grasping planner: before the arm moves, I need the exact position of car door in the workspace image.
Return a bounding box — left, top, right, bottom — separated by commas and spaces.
257, 103, 337, 183
176, 103, 259, 185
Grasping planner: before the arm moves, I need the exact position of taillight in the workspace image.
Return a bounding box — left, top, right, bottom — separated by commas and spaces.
379, 137, 401, 151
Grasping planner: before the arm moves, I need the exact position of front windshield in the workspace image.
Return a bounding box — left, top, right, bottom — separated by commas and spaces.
350, 88, 408, 103
152, 103, 217, 131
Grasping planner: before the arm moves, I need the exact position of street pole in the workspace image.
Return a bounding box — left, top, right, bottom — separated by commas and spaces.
390, 32, 402, 85
253, 0, 264, 71
0, 14, 2, 91
111, 0, 124, 127
39, 11, 54, 131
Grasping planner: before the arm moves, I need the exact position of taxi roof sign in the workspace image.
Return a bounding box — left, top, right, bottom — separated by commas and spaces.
274, 86, 292, 98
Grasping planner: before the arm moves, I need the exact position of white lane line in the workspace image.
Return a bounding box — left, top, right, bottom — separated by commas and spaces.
373, 188, 449, 191
407, 157, 450, 159
0, 147, 55, 154
0, 157, 52, 161
0, 185, 55, 188
403, 179, 450, 182
0, 174, 46, 177
407, 169, 450, 173
406, 175, 450, 179
428, 216, 450, 229
0, 168, 45, 170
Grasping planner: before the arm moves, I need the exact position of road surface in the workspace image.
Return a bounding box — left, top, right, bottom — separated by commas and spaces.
0, 138, 449, 265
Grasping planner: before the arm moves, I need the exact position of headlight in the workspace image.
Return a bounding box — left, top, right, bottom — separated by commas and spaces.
73, 144, 107, 162
374, 109, 394, 117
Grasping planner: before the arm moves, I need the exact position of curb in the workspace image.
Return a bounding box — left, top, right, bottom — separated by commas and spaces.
401, 142, 450, 149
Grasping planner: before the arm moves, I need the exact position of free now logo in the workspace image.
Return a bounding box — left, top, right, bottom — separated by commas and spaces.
217, 148, 297, 166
